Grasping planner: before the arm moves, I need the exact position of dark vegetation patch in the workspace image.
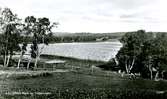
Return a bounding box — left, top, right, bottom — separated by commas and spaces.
2, 88, 167, 99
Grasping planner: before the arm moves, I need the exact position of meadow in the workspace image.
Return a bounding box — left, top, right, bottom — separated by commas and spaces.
1, 53, 167, 99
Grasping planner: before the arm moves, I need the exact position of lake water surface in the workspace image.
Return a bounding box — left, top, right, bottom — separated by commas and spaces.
41, 41, 122, 62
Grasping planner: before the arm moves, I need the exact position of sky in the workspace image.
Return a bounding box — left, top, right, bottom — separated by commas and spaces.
0, 0, 167, 33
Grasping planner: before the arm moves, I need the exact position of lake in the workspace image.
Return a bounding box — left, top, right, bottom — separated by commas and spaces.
41, 41, 122, 62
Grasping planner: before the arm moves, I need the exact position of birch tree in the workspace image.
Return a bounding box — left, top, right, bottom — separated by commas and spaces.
0, 8, 22, 67
115, 30, 167, 80
34, 18, 57, 69
24, 16, 36, 69
116, 30, 148, 74
17, 43, 27, 68
24, 16, 57, 69
144, 33, 167, 80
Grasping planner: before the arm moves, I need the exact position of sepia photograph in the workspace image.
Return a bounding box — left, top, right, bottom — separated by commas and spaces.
0, 0, 167, 99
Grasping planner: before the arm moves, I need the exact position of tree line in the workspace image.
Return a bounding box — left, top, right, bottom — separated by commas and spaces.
0, 8, 57, 69
21, 32, 125, 43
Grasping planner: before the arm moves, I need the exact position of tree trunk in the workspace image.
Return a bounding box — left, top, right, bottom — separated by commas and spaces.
4, 52, 7, 67
34, 56, 39, 69
17, 51, 23, 68
6, 54, 11, 67
17, 58, 21, 69
148, 64, 153, 80
4, 56, 7, 67
125, 58, 135, 74
125, 65, 128, 73
34, 43, 45, 69
155, 71, 159, 81
17, 55, 23, 69
130, 58, 135, 71
125, 60, 129, 73
27, 59, 31, 69
114, 58, 119, 66
149, 68, 153, 80
161, 71, 165, 79
150, 71, 153, 80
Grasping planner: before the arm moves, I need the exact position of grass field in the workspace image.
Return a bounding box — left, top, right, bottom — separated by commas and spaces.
0, 55, 167, 99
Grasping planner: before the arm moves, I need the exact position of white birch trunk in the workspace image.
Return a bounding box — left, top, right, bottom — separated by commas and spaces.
4, 54, 7, 67
34, 56, 40, 69
34, 35, 45, 69
125, 64, 129, 74
150, 71, 153, 80
125, 60, 129, 73
34, 44, 45, 69
6, 54, 11, 67
114, 58, 119, 66
126, 58, 135, 74
149, 66, 153, 80
27, 59, 31, 69
148, 57, 153, 80
155, 71, 159, 81
17, 56, 23, 68
17, 51, 23, 68
130, 58, 135, 71
161, 71, 165, 79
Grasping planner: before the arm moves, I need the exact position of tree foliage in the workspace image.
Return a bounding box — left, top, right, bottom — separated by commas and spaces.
24, 16, 57, 68
115, 30, 167, 80
0, 8, 56, 69
0, 8, 22, 67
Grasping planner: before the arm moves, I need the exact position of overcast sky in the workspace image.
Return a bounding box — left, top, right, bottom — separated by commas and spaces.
0, 0, 167, 33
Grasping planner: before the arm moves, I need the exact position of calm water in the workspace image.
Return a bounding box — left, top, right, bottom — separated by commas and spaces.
41, 41, 122, 62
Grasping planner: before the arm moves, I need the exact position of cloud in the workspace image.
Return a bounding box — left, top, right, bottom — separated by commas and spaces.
0, 0, 31, 17
110, 0, 157, 9
0, 0, 167, 32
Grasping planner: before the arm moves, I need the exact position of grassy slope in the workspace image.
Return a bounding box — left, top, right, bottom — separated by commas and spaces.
2, 71, 167, 99
1, 55, 167, 91
2, 71, 167, 91
1, 55, 167, 98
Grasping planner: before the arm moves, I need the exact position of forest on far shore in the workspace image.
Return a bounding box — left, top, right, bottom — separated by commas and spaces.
19, 31, 167, 43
